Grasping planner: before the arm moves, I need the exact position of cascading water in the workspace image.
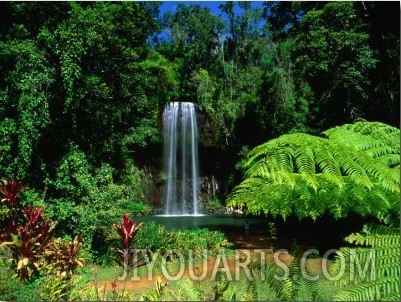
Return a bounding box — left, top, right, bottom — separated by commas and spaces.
163, 102, 200, 215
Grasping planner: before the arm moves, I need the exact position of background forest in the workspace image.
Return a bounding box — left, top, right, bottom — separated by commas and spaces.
0, 1, 399, 258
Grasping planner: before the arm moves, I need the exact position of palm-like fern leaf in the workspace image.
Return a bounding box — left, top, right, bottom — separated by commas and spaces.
227, 121, 400, 221
331, 226, 400, 301
323, 121, 400, 162
324, 121, 400, 153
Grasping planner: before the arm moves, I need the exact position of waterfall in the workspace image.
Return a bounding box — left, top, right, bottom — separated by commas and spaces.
163, 102, 200, 215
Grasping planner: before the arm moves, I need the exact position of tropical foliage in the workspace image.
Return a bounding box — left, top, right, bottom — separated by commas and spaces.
227, 121, 400, 221
109, 213, 144, 268
0, 179, 84, 299
0, 1, 399, 300
0, 2, 398, 237
332, 224, 400, 301
135, 221, 232, 259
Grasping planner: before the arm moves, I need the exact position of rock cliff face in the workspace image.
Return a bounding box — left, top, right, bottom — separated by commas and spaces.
199, 175, 220, 204
140, 166, 229, 213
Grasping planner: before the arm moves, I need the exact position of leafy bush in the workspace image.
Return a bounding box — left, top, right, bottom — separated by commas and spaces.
44, 236, 85, 279
45, 145, 151, 261
130, 201, 152, 216
168, 228, 231, 258
0, 259, 93, 301
135, 221, 170, 253
0, 178, 84, 296
3, 205, 57, 280
18, 189, 46, 208
205, 198, 223, 208
0, 268, 41, 301
203, 198, 226, 213
0, 180, 57, 281
135, 222, 232, 259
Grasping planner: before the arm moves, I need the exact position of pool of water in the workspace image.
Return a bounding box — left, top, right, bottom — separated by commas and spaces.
135, 214, 267, 232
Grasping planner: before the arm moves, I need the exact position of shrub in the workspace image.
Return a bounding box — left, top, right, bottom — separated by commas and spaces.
135, 222, 232, 259
131, 201, 152, 216
3, 205, 57, 280
204, 198, 223, 209
0, 268, 41, 301
44, 236, 85, 279
168, 228, 231, 258
45, 146, 150, 261
135, 221, 170, 254
0, 180, 56, 281
0, 178, 84, 289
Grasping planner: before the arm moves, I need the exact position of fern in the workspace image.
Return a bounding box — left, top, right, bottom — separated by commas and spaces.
242, 277, 258, 301
164, 277, 202, 301
331, 226, 400, 301
227, 121, 400, 221
257, 258, 332, 301
324, 121, 400, 156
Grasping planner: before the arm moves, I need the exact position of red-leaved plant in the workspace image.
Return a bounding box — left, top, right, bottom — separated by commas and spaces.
0, 179, 27, 241
0, 179, 84, 282
110, 213, 145, 268
6, 205, 58, 280
0, 179, 27, 209
45, 236, 85, 280
0, 180, 58, 280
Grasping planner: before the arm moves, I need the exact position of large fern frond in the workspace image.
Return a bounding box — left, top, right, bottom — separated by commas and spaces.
324, 121, 400, 147
331, 226, 400, 301
227, 121, 400, 221
258, 258, 334, 301
323, 121, 400, 165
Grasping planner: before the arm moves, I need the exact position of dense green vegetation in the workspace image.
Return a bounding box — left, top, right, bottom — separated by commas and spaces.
0, 1, 399, 301
226, 121, 400, 301
227, 121, 400, 222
